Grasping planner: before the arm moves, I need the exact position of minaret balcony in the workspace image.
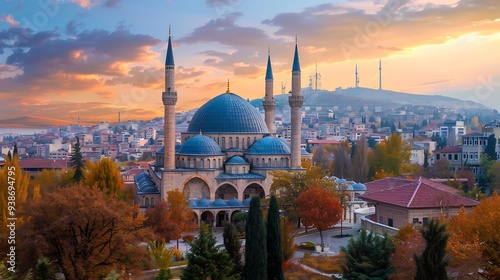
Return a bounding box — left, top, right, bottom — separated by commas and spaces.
288, 95, 304, 108
162, 91, 178, 105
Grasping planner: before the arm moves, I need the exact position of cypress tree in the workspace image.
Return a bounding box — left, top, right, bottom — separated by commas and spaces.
181, 223, 238, 280
267, 195, 285, 280
223, 222, 242, 275
70, 136, 84, 183
414, 218, 449, 280
243, 196, 266, 280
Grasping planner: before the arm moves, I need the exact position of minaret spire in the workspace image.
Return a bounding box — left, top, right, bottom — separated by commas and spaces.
226, 78, 230, 93
379, 58, 382, 90
263, 47, 275, 132
289, 37, 304, 168
162, 26, 178, 171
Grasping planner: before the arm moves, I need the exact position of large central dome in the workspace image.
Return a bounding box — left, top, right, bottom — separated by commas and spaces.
187, 93, 269, 133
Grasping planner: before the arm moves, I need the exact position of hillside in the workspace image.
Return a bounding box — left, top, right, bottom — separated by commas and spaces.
251, 87, 490, 112
0, 116, 75, 128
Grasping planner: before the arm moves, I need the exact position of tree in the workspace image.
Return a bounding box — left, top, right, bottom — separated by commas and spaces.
333, 144, 352, 179
391, 224, 425, 280
270, 164, 334, 227
312, 145, 330, 171
30, 169, 75, 195
18, 186, 151, 280
70, 136, 84, 183
485, 134, 497, 161
426, 159, 452, 179
448, 194, 500, 277
280, 216, 296, 262
166, 189, 197, 248
147, 239, 174, 280
486, 161, 500, 193
341, 229, 395, 279
223, 223, 242, 275
369, 132, 411, 179
352, 134, 369, 182
266, 195, 285, 280
83, 157, 123, 198
181, 223, 238, 280
34, 257, 57, 280
297, 186, 342, 252
243, 196, 266, 280
431, 133, 446, 150
414, 218, 449, 280
0, 147, 31, 235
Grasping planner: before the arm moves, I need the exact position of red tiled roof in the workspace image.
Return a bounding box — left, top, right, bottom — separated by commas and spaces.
308, 140, 341, 144
435, 145, 462, 153
360, 177, 478, 209
19, 159, 70, 169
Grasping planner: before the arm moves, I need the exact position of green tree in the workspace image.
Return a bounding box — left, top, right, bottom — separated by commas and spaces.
414, 218, 449, 280
352, 134, 369, 182
485, 134, 497, 161
83, 157, 123, 198
70, 136, 84, 183
267, 195, 285, 280
34, 257, 57, 280
243, 196, 266, 280
181, 223, 238, 280
369, 132, 411, 178
333, 144, 352, 179
340, 229, 395, 279
223, 223, 242, 275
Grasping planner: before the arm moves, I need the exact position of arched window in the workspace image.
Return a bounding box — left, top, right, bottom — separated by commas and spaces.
218, 158, 221, 167
274, 158, 277, 167
256, 158, 259, 166
242, 167, 246, 173
229, 137, 233, 148
213, 159, 216, 168
207, 159, 210, 168
181, 158, 185, 167
236, 137, 239, 149
200, 159, 204, 168
145, 197, 149, 207
222, 137, 226, 149
229, 167, 232, 174
247, 137, 251, 146
280, 158, 284, 167
187, 158, 191, 168
268, 158, 272, 167
151, 197, 155, 206
242, 138, 245, 149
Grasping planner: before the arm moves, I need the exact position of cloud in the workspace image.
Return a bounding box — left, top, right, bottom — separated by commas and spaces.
206, 0, 239, 8
65, 20, 84, 35
69, 0, 99, 9
104, 0, 121, 8
1, 14, 19, 26
0, 26, 161, 95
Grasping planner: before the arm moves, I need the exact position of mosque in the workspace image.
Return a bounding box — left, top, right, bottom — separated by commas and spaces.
135, 31, 307, 227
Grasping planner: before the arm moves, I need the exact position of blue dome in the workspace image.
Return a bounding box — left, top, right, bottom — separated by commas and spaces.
179, 135, 222, 155
243, 198, 252, 206
336, 178, 347, 184
352, 183, 367, 191
213, 198, 228, 207
197, 198, 211, 207
248, 136, 291, 154
226, 156, 249, 165
187, 93, 269, 133
227, 198, 243, 207
189, 200, 197, 208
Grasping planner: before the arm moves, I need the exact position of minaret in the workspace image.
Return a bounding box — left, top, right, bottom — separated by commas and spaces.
162, 26, 178, 169
289, 37, 304, 168
263, 47, 275, 132
378, 58, 382, 90
355, 64, 359, 88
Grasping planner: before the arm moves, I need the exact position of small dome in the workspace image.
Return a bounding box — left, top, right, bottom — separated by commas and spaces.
157, 146, 164, 153
197, 198, 211, 207
336, 178, 348, 184
301, 148, 310, 155
226, 156, 249, 165
213, 198, 228, 207
187, 93, 269, 133
179, 135, 222, 155
227, 198, 243, 207
189, 200, 197, 208
248, 136, 291, 155
243, 198, 252, 206
352, 183, 367, 191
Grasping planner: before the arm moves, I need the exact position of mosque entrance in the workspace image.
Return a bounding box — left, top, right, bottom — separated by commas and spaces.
200, 211, 214, 227
216, 211, 230, 227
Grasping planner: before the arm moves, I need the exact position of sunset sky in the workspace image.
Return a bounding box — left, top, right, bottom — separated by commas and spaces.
0, 0, 499, 124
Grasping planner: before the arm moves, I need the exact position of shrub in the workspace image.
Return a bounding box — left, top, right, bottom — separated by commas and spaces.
182, 235, 195, 243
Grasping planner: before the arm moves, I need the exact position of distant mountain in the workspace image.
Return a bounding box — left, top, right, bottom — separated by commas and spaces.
0, 116, 75, 128
251, 87, 490, 112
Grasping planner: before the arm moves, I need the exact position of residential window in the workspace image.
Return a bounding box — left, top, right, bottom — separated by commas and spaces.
454, 154, 458, 160
474, 153, 478, 160
474, 140, 478, 145
463, 153, 467, 159
436, 154, 441, 160
423, 217, 429, 227
413, 218, 419, 224
388, 218, 394, 227
448, 154, 452, 160
378, 216, 384, 224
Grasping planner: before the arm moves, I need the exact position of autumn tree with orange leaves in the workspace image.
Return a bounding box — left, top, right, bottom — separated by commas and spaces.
448, 194, 500, 278
17, 186, 152, 280
297, 186, 342, 252
145, 189, 196, 246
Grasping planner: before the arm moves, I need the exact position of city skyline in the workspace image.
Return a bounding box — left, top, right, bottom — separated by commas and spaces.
0, 0, 499, 123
